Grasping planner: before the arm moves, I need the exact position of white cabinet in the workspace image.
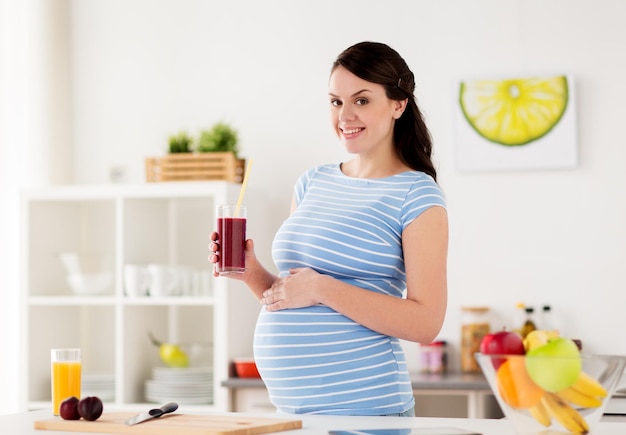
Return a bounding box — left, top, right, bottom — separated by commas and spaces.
20, 182, 263, 412
232, 388, 276, 414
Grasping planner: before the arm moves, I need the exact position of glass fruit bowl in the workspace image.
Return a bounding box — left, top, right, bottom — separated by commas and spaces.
476, 353, 626, 435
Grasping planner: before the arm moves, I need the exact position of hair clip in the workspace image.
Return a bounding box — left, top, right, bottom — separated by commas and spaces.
397, 78, 402, 87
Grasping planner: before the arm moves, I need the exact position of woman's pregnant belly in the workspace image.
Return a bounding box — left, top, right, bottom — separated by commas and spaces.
253, 305, 410, 414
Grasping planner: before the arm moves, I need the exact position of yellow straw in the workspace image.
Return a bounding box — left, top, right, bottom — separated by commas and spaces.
235, 158, 253, 217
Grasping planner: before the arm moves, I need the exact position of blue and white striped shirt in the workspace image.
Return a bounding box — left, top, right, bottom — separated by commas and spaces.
253, 163, 446, 415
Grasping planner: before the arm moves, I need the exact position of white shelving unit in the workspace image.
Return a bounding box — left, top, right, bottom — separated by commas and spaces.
19, 182, 262, 412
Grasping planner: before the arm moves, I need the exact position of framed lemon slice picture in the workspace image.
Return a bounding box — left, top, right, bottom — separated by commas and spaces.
453, 74, 577, 171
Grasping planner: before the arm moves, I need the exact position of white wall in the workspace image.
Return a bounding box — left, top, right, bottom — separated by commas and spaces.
3, 2, 626, 409
68, 0, 626, 363
1, 0, 72, 414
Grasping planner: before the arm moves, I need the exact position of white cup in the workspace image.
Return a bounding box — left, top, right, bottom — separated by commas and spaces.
147, 264, 180, 297
191, 270, 201, 296
177, 266, 193, 296
124, 264, 149, 297
200, 270, 213, 297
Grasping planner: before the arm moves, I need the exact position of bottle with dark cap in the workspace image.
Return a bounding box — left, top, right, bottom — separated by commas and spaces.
520, 306, 537, 339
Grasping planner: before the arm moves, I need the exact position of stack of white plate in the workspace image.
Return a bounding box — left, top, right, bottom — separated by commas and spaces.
145, 366, 213, 405
82, 374, 115, 401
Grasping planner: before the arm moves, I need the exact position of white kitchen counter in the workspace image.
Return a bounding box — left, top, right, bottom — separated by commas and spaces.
3, 409, 626, 435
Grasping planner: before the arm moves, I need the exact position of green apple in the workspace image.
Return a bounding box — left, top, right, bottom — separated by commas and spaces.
525, 337, 582, 392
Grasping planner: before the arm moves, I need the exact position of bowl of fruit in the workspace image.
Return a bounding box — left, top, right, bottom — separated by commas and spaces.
476, 329, 626, 435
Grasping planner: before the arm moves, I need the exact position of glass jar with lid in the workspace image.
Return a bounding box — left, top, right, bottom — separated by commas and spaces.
460, 306, 491, 373
419, 341, 448, 374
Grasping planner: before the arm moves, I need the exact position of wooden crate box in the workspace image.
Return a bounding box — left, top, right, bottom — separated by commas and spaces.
145, 152, 245, 183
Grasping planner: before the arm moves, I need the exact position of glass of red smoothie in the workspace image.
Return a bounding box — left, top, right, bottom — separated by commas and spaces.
216, 204, 247, 275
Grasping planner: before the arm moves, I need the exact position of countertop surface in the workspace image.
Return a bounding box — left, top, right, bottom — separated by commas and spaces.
222, 372, 491, 391
4, 409, 626, 435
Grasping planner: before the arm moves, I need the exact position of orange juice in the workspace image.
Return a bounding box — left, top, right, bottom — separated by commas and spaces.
51, 361, 81, 415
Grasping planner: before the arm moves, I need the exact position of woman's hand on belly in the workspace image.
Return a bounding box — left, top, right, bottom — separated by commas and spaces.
261, 267, 326, 311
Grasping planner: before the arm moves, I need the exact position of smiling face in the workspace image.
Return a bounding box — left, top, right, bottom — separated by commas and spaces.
329, 66, 406, 157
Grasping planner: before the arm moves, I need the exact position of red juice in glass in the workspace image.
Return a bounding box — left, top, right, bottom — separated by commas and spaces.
217, 205, 246, 274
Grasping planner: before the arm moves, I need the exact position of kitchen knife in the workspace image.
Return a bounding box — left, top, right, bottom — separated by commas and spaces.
125, 402, 178, 425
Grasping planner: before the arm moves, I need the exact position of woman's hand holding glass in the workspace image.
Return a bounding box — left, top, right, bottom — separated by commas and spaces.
208, 232, 260, 282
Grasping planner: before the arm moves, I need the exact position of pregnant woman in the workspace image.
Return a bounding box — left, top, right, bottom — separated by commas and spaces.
210, 41, 448, 417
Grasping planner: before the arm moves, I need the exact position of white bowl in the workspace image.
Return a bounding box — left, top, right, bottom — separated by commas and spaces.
59, 252, 114, 296
67, 273, 113, 296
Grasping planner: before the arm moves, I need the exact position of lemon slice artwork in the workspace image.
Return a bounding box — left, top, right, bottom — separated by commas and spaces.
459, 75, 569, 146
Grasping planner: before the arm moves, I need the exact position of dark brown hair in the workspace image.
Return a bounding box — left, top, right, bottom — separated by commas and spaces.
332, 41, 437, 181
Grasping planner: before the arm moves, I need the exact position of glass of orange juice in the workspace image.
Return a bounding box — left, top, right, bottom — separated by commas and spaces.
51, 348, 81, 415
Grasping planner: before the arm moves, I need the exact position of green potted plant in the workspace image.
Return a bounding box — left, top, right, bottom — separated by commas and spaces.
146, 123, 244, 183
196, 122, 239, 157
168, 131, 193, 154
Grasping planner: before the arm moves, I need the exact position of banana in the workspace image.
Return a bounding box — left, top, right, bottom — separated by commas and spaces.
528, 398, 551, 427
523, 329, 560, 352
524, 330, 550, 352
542, 393, 590, 434
570, 371, 608, 398
546, 329, 561, 339
556, 386, 602, 408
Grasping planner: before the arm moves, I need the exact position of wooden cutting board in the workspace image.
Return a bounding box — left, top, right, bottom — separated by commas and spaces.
34, 412, 302, 435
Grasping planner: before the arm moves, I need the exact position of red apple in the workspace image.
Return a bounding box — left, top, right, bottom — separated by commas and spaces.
480, 328, 525, 369
480, 329, 525, 355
